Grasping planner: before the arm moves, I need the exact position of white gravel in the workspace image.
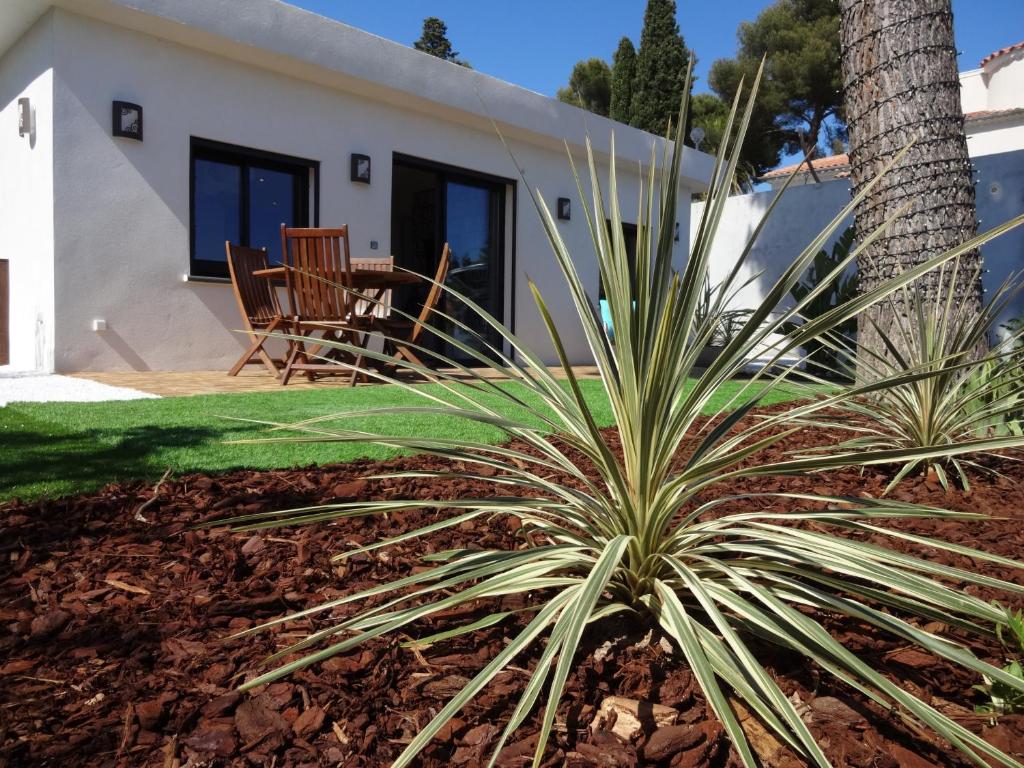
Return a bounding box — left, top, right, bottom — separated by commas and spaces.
0, 373, 159, 406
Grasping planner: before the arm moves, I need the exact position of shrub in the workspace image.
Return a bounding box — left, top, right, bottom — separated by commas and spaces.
824, 261, 1024, 491
221, 63, 1024, 767
787, 225, 858, 378
975, 605, 1024, 720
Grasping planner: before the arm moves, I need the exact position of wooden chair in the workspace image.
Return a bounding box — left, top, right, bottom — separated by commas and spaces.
351, 256, 394, 319
225, 242, 285, 378
278, 224, 370, 386
379, 243, 452, 370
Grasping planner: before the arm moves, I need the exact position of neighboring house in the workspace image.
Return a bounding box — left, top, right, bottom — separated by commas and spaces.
0, 0, 714, 373
694, 40, 1024, 332
760, 41, 1024, 190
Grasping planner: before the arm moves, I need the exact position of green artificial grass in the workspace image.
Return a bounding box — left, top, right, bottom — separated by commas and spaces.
0, 378, 822, 502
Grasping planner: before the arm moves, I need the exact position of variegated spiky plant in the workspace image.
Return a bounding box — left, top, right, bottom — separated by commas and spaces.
814, 258, 1024, 490
221, 63, 1024, 767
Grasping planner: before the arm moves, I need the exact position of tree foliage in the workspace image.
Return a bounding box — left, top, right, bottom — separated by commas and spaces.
413, 17, 471, 67
556, 58, 612, 117
631, 0, 691, 134
708, 0, 844, 175
610, 37, 637, 124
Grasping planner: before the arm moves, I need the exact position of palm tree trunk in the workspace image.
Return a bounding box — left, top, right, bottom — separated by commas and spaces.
838, 0, 983, 382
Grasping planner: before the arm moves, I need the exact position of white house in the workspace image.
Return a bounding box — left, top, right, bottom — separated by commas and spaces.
0, 0, 715, 374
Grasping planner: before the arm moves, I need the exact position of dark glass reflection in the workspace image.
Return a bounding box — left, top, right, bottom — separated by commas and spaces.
390, 161, 504, 363
445, 181, 496, 357
249, 165, 296, 263
193, 158, 241, 263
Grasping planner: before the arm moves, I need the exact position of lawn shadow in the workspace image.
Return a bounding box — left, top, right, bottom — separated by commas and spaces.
0, 424, 221, 501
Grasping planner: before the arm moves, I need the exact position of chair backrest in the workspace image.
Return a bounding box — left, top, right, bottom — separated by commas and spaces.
279, 225, 353, 320
225, 242, 282, 329
351, 256, 394, 318
352, 256, 394, 271
409, 243, 452, 345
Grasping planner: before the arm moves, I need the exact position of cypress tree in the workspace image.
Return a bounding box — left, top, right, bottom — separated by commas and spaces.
610, 37, 637, 124
413, 17, 471, 67
631, 0, 689, 134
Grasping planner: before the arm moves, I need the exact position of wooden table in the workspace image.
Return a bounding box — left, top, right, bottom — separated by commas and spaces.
253, 265, 421, 384
252, 266, 420, 291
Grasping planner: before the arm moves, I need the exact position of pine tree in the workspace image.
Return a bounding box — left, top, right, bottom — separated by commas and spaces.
708, 0, 843, 176
413, 17, 470, 67
556, 59, 612, 116
610, 37, 637, 124
631, 0, 690, 134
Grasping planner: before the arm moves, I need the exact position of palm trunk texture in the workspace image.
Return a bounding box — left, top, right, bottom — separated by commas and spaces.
838, 0, 983, 382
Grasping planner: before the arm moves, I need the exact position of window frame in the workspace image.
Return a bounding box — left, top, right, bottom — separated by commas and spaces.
189, 138, 319, 279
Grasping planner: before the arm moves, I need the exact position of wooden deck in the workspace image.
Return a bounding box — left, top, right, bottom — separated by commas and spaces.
71, 367, 602, 398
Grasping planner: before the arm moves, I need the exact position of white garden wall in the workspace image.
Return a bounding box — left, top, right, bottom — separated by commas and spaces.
691, 150, 1024, 326
0, 12, 55, 373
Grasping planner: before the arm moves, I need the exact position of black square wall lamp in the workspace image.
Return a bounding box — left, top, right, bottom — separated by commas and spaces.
557, 197, 571, 221
350, 154, 371, 184
112, 101, 142, 141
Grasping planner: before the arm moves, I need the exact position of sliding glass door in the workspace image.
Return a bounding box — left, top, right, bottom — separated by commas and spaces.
391, 156, 507, 362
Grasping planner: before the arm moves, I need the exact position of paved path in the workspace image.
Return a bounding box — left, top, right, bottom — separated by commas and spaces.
70, 367, 604, 398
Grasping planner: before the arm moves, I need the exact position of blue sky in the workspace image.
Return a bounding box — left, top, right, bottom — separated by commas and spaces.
290, 1, 1024, 99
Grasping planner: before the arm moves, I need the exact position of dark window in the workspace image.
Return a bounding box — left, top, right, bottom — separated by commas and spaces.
190, 138, 317, 278
598, 221, 638, 301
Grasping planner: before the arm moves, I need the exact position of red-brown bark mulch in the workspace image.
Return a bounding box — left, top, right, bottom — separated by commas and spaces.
2, 419, 1024, 767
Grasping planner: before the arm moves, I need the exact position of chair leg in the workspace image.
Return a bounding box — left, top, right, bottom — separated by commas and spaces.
228, 346, 257, 377
394, 344, 428, 370
279, 343, 301, 386
255, 317, 285, 377
229, 318, 284, 378
280, 320, 307, 386
348, 329, 370, 387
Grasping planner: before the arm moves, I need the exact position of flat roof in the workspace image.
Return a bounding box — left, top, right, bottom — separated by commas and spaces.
1, 0, 714, 189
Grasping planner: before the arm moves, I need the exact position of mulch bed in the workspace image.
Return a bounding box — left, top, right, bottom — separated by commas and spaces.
2, 413, 1024, 767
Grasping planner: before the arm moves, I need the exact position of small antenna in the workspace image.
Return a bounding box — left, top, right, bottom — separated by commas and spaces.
689, 125, 705, 150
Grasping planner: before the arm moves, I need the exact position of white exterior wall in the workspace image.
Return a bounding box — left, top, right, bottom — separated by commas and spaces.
0, 13, 54, 372
46, 9, 695, 372
984, 49, 1024, 111
959, 68, 987, 113
691, 182, 854, 310
966, 121, 1024, 157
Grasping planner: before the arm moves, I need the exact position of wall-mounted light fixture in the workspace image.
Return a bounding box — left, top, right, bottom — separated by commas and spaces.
557, 197, 571, 221
350, 153, 371, 184
17, 97, 33, 138
112, 101, 143, 141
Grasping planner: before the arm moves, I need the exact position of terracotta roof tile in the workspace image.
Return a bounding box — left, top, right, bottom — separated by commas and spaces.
761, 107, 1024, 181
964, 107, 1024, 121
980, 41, 1024, 68
760, 153, 850, 179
